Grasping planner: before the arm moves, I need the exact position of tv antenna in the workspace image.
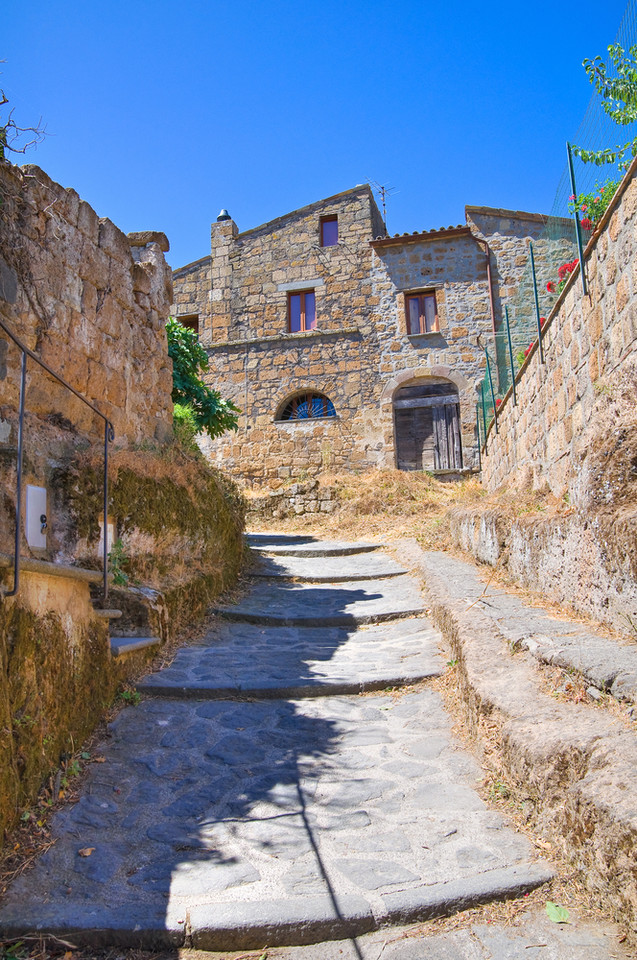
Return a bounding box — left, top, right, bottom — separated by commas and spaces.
366, 179, 398, 231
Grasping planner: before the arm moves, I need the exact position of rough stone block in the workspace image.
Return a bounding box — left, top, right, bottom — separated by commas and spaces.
127, 231, 169, 252
98, 218, 132, 261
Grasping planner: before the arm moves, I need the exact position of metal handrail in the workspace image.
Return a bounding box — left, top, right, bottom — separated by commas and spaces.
0, 317, 114, 600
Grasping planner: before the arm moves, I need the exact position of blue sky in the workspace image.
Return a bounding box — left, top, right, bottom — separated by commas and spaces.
2, 0, 629, 269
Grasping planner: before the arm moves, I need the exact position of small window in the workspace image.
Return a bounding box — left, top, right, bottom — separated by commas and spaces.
288, 290, 316, 332
320, 216, 338, 247
179, 314, 199, 336
405, 292, 438, 335
278, 392, 336, 421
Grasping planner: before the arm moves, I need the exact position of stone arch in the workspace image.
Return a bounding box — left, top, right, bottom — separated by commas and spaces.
380, 366, 470, 404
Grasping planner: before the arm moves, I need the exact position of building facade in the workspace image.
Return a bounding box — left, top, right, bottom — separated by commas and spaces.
171, 185, 548, 483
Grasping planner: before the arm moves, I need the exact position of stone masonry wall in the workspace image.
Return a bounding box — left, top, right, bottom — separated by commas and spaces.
0, 161, 247, 846
369, 229, 490, 469
0, 161, 174, 446
172, 187, 551, 483
480, 161, 637, 497
245, 479, 337, 520
174, 185, 386, 346
178, 186, 389, 481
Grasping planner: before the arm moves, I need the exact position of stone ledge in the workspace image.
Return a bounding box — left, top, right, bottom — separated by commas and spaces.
93, 608, 122, 620
207, 326, 360, 349
0, 552, 103, 584
127, 231, 169, 252
110, 636, 161, 658
394, 539, 637, 935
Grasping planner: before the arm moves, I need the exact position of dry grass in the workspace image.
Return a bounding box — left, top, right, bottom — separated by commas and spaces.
247, 468, 572, 554
430, 664, 631, 938
248, 470, 481, 549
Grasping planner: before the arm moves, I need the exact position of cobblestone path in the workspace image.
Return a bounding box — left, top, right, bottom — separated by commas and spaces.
0, 535, 554, 951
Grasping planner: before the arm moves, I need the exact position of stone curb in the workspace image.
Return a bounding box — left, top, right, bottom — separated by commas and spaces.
136, 667, 443, 700
393, 540, 637, 938
213, 607, 425, 628
251, 544, 381, 557
375, 861, 555, 929
0, 863, 553, 952
0, 904, 185, 949
250, 569, 405, 582
189, 894, 375, 950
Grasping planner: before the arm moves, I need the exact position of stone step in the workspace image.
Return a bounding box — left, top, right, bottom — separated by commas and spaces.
93, 608, 122, 620
250, 552, 407, 582
137, 618, 443, 699
213, 576, 425, 627
247, 533, 381, 558
0, 863, 554, 951
110, 636, 161, 658
394, 541, 637, 939
0, 691, 553, 950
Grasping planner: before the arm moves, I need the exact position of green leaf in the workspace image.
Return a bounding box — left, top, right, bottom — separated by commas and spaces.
166, 317, 240, 440
546, 901, 570, 923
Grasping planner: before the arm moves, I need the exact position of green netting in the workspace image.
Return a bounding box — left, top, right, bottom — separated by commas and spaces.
479, 0, 637, 442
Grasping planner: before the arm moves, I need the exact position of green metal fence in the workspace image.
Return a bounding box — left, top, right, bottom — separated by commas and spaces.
478, 0, 637, 447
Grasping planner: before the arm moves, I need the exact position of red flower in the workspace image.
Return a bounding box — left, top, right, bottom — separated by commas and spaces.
496, 398, 502, 407
540, 316, 546, 326
546, 281, 556, 293
558, 259, 578, 280
524, 343, 534, 357
581, 217, 593, 231
594, 196, 600, 203
581, 204, 587, 212
569, 194, 575, 200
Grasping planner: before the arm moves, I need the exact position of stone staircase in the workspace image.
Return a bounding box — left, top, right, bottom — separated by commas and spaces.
0, 533, 560, 952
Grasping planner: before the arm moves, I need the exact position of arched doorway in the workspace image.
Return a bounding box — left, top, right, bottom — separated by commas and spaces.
393, 379, 462, 471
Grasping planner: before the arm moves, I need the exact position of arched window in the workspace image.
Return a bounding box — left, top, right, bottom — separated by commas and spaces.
277, 392, 336, 421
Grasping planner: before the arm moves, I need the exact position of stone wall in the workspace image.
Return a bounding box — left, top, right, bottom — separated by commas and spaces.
0, 161, 247, 844
446, 502, 637, 635
173, 186, 386, 347
245, 479, 337, 520
173, 186, 547, 483
369, 229, 490, 471
0, 563, 113, 841
480, 161, 637, 497
453, 164, 637, 634
0, 161, 174, 446
0, 440, 246, 844
178, 186, 390, 481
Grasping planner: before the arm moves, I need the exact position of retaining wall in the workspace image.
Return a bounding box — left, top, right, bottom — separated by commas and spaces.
481, 160, 637, 498
0, 161, 174, 446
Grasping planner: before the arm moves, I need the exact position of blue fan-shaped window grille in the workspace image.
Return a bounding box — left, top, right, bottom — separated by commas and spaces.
279, 393, 336, 421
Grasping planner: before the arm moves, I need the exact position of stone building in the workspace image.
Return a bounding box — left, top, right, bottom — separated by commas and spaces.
171, 185, 549, 483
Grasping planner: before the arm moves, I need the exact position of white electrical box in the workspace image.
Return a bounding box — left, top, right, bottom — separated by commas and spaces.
97, 517, 116, 558
26, 485, 47, 549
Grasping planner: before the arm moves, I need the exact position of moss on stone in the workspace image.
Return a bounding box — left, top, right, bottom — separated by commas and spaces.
0, 445, 245, 843
57, 446, 245, 578
0, 587, 113, 839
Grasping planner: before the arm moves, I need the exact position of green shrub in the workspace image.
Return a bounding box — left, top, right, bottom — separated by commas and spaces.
166, 318, 240, 439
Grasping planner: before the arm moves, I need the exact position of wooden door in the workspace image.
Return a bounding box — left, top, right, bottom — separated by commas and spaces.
394, 393, 462, 471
